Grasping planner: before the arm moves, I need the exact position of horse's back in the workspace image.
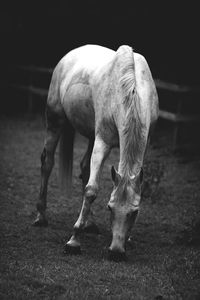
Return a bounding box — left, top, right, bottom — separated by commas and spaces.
60, 45, 115, 73
55, 45, 114, 137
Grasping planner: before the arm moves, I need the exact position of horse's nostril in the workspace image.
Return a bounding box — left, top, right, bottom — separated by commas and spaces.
107, 249, 127, 262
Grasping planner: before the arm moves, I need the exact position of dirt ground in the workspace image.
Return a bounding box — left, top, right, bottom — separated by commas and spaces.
0, 116, 200, 300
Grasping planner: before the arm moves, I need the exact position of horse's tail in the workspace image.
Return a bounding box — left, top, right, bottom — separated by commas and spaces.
59, 119, 75, 197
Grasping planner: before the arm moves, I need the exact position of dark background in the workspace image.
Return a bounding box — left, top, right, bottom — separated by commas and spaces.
1, 4, 200, 298
1, 1, 199, 85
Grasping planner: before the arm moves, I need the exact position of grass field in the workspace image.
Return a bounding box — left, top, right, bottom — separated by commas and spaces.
0, 117, 200, 299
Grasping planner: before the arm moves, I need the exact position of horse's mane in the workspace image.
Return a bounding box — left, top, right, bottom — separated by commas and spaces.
117, 46, 146, 176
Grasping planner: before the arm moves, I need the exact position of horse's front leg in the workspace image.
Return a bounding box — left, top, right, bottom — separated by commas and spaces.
79, 139, 99, 234
64, 136, 110, 254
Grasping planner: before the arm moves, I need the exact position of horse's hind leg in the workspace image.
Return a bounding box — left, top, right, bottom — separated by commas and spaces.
33, 108, 64, 226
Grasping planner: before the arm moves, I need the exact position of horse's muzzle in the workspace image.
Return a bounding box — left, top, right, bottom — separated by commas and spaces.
107, 248, 127, 262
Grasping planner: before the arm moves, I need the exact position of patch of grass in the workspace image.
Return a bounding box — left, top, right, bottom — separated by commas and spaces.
0, 117, 200, 299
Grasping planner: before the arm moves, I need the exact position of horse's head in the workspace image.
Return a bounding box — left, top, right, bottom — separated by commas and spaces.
107, 166, 143, 261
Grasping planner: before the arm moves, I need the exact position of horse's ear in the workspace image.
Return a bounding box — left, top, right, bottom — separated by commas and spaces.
111, 166, 121, 186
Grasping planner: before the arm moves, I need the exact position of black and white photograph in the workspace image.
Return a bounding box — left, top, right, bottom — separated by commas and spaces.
0, 1, 200, 299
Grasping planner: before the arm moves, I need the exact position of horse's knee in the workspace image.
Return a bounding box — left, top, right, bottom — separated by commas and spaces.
84, 185, 98, 203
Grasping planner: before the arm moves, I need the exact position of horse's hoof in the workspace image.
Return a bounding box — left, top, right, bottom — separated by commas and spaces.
63, 244, 81, 255
32, 218, 48, 227
84, 223, 100, 235
107, 249, 127, 262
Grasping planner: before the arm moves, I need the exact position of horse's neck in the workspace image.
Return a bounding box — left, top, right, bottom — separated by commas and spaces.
116, 103, 148, 177
118, 129, 142, 177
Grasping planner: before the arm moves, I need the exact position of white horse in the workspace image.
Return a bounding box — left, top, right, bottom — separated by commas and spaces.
33, 44, 159, 261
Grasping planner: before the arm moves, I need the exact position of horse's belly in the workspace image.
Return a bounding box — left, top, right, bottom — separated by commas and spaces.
62, 83, 95, 137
